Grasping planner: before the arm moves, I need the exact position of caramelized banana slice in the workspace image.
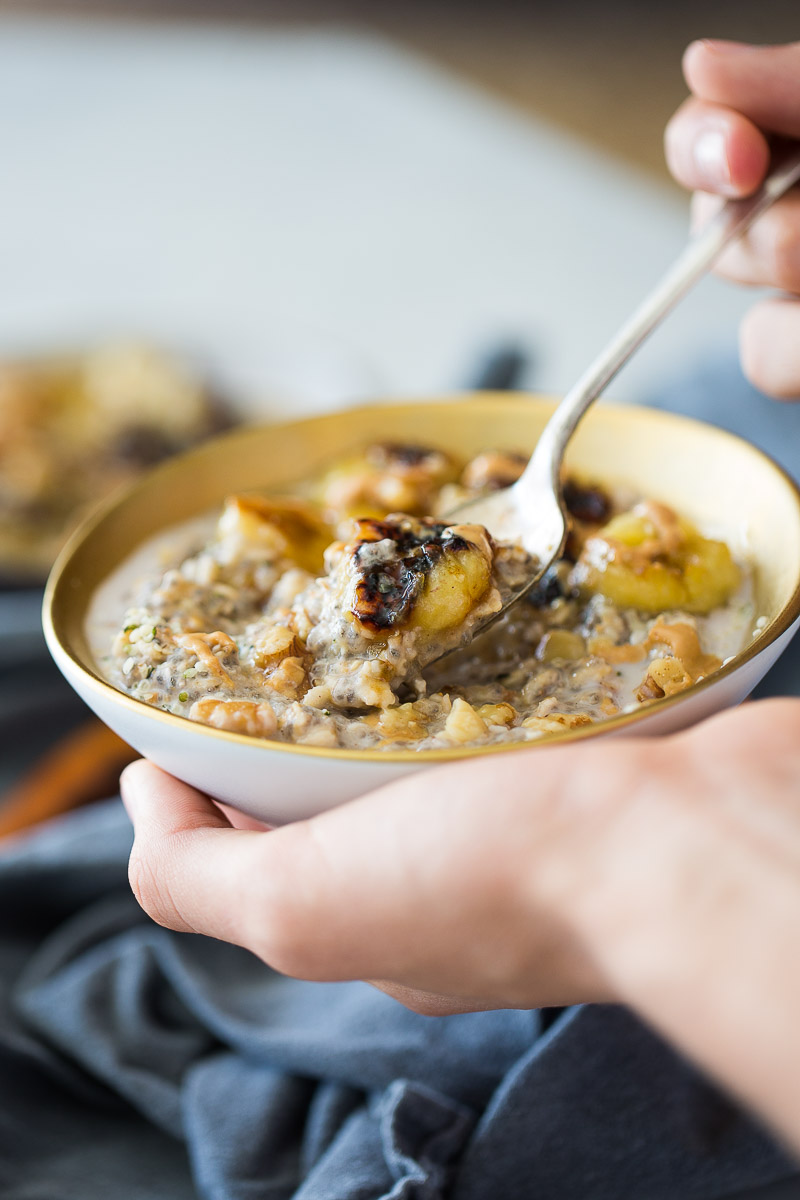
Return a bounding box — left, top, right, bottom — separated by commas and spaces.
299, 515, 502, 709
343, 516, 493, 635
460, 450, 528, 492
573, 501, 740, 614
217, 494, 332, 574
314, 442, 459, 524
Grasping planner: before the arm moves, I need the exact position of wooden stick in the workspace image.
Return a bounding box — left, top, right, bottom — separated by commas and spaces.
0, 721, 139, 838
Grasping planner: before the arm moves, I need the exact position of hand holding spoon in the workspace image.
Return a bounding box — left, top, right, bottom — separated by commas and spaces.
447, 144, 800, 635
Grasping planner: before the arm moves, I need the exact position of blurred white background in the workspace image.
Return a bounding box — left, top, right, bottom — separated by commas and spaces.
0, 15, 763, 415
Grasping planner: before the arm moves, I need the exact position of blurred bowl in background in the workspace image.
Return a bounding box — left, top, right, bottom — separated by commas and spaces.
0, 342, 234, 585
0, 322, 382, 666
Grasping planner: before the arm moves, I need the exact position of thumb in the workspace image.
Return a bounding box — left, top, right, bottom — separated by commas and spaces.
120, 759, 262, 943
121, 759, 233, 838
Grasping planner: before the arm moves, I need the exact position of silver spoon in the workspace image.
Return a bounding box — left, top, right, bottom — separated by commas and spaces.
447, 143, 800, 630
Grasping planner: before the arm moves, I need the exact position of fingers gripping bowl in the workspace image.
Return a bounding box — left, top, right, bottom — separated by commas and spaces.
44, 396, 800, 825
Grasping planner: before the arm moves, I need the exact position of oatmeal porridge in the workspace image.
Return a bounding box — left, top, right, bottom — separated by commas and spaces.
89, 441, 755, 751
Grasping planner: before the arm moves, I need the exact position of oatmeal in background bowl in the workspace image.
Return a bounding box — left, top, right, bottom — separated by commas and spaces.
0, 342, 231, 583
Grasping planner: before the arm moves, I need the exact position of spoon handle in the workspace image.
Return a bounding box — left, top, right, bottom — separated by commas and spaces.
518, 144, 800, 501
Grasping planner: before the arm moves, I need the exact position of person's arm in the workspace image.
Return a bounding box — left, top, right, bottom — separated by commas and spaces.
664, 39, 800, 398
122, 698, 800, 1151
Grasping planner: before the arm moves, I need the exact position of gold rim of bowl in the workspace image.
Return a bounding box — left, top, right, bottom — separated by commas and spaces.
43, 394, 800, 764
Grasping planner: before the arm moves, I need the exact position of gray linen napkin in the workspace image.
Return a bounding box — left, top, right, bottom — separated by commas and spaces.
0, 798, 795, 1200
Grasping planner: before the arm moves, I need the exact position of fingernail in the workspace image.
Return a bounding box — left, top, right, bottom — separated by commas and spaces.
697, 39, 750, 54
693, 129, 732, 190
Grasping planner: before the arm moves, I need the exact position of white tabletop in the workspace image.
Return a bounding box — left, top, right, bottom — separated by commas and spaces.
0, 16, 750, 414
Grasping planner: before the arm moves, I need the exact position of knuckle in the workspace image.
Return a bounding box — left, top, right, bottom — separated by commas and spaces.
767, 211, 800, 292
246, 824, 340, 979
249, 922, 300, 977
128, 836, 195, 933
244, 886, 314, 979
712, 239, 753, 285
740, 303, 800, 399
127, 846, 172, 927
739, 307, 772, 392
229, 828, 323, 978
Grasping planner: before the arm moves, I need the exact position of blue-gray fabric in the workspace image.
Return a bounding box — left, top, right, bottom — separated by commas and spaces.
0, 799, 797, 1200
0, 346, 799, 1199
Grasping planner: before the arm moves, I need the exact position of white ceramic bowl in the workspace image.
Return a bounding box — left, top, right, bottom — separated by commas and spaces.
44, 395, 800, 824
